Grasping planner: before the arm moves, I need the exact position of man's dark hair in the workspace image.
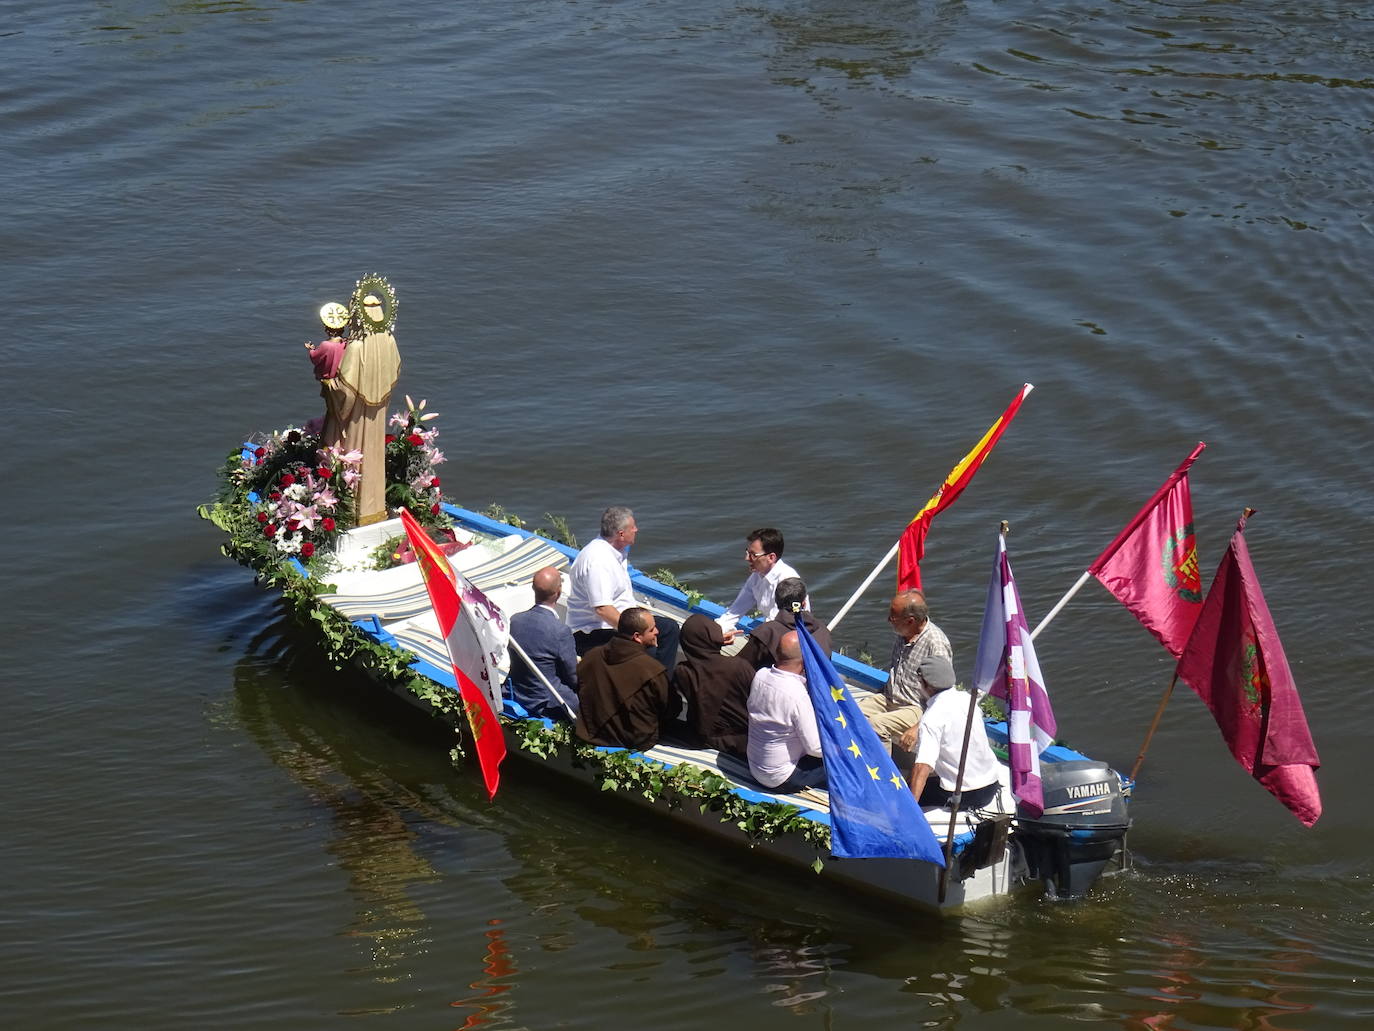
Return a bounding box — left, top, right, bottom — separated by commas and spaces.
618, 606, 654, 635
749, 527, 784, 558
774, 577, 807, 614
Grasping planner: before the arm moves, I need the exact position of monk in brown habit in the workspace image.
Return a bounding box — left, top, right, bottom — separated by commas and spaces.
575, 607, 675, 751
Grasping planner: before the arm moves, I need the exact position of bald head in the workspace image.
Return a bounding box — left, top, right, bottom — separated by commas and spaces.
776, 630, 804, 672
531, 566, 563, 605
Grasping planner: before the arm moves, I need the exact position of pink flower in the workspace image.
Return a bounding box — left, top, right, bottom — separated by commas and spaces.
293, 506, 320, 532
312, 485, 338, 510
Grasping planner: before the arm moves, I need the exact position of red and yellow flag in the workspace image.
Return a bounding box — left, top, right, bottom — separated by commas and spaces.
401, 507, 507, 799
897, 384, 1032, 591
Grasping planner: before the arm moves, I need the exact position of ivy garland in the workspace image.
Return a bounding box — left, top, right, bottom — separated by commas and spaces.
511, 719, 832, 868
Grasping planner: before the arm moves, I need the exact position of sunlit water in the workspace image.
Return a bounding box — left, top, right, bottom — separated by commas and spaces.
4, 0, 1373, 1027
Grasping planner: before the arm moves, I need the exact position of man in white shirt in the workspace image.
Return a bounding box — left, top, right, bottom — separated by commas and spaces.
566, 505, 680, 667
722, 528, 805, 628
746, 631, 826, 792
908, 656, 1002, 811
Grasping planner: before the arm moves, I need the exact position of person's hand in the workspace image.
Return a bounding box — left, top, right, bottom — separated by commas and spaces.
721, 628, 738, 644
898, 725, 919, 752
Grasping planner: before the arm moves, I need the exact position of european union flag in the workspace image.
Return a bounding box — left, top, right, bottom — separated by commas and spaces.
795, 619, 945, 863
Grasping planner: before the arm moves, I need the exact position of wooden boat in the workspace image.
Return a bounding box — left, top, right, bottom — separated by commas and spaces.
205, 450, 1132, 914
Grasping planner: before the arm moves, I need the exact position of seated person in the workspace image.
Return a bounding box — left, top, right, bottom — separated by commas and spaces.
575, 607, 674, 752
721, 527, 805, 629
746, 631, 827, 792
565, 505, 680, 666
671, 614, 755, 757
739, 577, 833, 671
907, 657, 1001, 811
508, 566, 579, 720
859, 589, 954, 750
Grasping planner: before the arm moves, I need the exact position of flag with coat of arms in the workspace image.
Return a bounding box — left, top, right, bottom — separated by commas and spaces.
972, 531, 1058, 817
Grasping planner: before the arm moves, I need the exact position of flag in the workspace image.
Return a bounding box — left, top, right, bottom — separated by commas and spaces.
897, 383, 1032, 591
401, 507, 508, 799
1174, 510, 1321, 827
794, 618, 944, 863
1088, 443, 1206, 658
972, 532, 1058, 816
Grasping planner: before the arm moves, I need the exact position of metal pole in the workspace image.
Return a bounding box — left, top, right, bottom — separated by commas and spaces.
1028, 570, 1092, 641
507, 634, 577, 720
827, 540, 899, 632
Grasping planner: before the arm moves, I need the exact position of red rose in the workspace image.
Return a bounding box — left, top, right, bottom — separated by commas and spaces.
322, 517, 336, 532
431, 503, 441, 516
286, 430, 301, 443
286, 519, 299, 532
264, 524, 277, 538
257, 512, 268, 524
280, 473, 296, 487
301, 542, 316, 558
254, 457, 263, 466
270, 491, 282, 501
316, 466, 333, 478
430, 477, 441, 488
407, 433, 424, 447
254, 447, 266, 458
385, 434, 395, 444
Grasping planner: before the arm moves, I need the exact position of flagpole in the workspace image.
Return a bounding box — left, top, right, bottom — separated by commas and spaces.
1128, 673, 1178, 783
827, 540, 899, 632
506, 635, 577, 720
1028, 571, 1091, 641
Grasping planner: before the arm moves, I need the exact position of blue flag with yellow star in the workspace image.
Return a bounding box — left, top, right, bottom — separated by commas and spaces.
795, 618, 945, 863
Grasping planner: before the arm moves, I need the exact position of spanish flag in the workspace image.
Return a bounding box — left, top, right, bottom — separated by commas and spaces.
897, 384, 1032, 591
401, 507, 507, 799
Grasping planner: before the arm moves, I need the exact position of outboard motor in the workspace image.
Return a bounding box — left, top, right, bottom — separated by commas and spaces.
1015, 759, 1130, 899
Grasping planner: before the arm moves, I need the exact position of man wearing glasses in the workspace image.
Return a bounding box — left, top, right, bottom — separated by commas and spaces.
720, 528, 805, 631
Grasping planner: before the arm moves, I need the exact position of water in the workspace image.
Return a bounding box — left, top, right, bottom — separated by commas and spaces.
5, 0, 1373, 1026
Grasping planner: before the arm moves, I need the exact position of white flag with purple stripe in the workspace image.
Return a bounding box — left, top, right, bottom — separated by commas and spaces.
973, 532, 1058, 816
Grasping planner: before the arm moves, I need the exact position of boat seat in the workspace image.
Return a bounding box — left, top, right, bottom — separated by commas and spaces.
318, 536, 568, 621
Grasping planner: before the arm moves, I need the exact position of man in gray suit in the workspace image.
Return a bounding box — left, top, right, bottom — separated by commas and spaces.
509, 566, 580, 720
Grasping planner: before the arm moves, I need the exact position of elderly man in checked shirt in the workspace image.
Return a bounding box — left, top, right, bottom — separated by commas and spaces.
858, 589, 954, 756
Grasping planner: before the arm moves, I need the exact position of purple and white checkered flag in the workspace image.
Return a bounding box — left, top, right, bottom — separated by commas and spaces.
972, 532, 1058, 816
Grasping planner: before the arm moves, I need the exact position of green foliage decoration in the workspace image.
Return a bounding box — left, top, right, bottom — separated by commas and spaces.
509, 718, 832, 865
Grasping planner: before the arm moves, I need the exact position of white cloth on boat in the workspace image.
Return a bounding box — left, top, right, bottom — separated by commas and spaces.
723, 558, 804, 623
746, 664, 822, 789
913, 687, 1001, 793
566, 536, 637, 633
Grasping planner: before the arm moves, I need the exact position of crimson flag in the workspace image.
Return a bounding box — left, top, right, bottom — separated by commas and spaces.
1088, 443, 1206, 658
401, 508, 507, 799
897, 384, 1032, 591
1175, 510, 1321, 827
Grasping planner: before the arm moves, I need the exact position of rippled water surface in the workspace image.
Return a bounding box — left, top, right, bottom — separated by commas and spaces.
5, 0, 1373, 1027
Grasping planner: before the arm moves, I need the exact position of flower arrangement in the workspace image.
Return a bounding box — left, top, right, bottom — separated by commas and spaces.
206, 397, 453, 576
